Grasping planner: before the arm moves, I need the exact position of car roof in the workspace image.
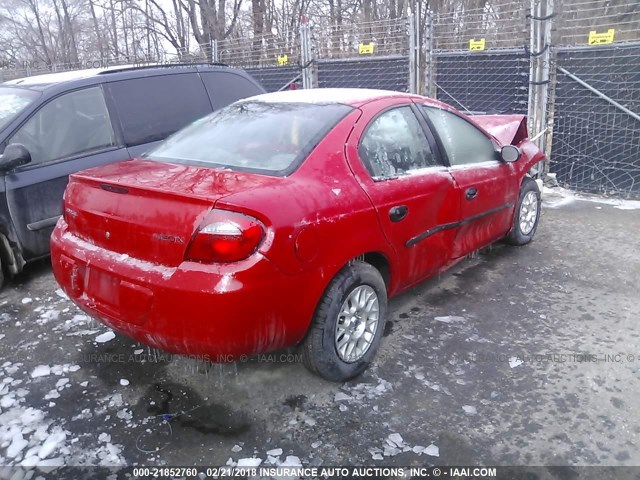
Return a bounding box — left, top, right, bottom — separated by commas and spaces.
246, 88, 421, 106
4, 68, 112, 87
2, 63, 236, 89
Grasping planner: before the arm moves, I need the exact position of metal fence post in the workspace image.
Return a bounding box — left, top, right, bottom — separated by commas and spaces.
409, 13, 416, 94
211, 40, 219, 63
528, 0, 554, 155
424, 12, 434, 97
300, 19, 315, 89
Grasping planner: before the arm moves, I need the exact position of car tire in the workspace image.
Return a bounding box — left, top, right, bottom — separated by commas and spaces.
0, 256, 4, 288
505, 177, 541, 246
301, 261, 387, 382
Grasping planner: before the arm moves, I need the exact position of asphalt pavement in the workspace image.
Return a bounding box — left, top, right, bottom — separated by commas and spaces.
1, 189, 639, 477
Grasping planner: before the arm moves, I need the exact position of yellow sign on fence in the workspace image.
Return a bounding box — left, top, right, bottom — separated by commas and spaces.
469, 38, 486, 51
277, 54, 289, 66
359, 42, 375, 55
588, 29, 615, 45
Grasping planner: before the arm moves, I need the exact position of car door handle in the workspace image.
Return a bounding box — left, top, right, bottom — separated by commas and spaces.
389, 205, 409, 222
465, 187, 478, 201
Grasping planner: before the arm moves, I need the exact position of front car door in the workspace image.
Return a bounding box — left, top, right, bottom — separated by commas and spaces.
346, 99, 460, 290
418, 105, 518, 258
4, 85, 128, 259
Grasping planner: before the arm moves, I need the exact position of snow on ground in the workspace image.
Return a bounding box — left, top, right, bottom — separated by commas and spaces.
0, 356, 127, 467
0, 245, 541, 470
0, 292, 127, 468
95, 331, 116, 343
366, 432, 439, 460
543, 185, 640, 210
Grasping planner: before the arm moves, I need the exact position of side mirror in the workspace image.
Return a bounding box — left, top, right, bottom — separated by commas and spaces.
500, 145, 521, 163
0, 144, 32, 172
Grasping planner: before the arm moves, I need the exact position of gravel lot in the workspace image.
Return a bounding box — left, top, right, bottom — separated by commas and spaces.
1, 188, 639, 475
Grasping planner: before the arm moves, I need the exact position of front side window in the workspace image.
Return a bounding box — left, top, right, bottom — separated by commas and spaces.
421, 106, 497, 166
359, 106, 438, 180
0, 87, 40, 131
146, 101, 353, 175
10, 86, 115, 165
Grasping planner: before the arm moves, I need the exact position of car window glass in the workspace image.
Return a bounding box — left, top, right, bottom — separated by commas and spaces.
146, 101, 352, 175
201, 72, 264, 110
10, 86, 115, 165
106, 73, 212, 147
359, 106, 437, 180
0, 87, 40, 131
421, 106, 496, 166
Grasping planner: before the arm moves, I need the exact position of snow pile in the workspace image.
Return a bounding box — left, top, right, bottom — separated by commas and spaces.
462, 405, 478, 415
336, 377, 393, 405
53, 313, 100, 337
434, 315, 466, 324
36, 308, 61, 326
509, 356, 524, 369
0, 361, 126, 467
95, 331, 116, 343
368, 433, 439, 460
0, 363, 71, 465
543, 186, 640, 210
403, 366, 452, 396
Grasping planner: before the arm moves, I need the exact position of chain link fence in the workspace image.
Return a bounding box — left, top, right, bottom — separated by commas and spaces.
548, 0, 640, 196
429, 0, 530, 116
1, 1, 639, 196
215, 32, 302, 91
314, 17, 410, 91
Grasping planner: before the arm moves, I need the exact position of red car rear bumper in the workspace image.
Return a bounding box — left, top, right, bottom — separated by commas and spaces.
51, 220, 318, 360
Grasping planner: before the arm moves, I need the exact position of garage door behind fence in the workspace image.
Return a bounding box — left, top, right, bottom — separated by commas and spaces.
550, 43, 640, 195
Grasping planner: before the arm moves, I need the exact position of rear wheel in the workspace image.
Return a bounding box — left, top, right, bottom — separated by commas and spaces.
505, 177, 541, 246
301, 261, 387, 382
0, 256, 4, 288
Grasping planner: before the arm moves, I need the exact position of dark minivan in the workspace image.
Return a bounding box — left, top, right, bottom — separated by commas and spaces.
0, 64, 265, 284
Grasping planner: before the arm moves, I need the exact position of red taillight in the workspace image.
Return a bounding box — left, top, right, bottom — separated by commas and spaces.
186, 210, 265, 263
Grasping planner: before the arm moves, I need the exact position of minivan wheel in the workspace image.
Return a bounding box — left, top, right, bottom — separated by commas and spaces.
301, 261, 387, 382
505, 177, 541, 246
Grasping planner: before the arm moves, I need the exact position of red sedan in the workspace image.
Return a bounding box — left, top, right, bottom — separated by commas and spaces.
51, 89, 544, 381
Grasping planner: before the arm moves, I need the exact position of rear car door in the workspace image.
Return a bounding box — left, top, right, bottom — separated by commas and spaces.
4, 85, 128, 259
346, 99, 460, 289
419, 105, 518, 258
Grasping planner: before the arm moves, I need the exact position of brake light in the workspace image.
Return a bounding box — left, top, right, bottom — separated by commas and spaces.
186, 210, 265, 263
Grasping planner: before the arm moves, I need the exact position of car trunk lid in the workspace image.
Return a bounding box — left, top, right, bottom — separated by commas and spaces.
64, 159, 278, 266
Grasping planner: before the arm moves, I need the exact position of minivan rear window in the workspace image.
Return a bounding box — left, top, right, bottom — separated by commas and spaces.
0, 87, 39, 131
145, 101, 353, 176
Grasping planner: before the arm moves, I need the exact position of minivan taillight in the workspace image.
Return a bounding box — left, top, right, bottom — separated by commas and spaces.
186, 210, 264, 263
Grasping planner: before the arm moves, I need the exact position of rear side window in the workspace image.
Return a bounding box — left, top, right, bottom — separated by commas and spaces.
106, 73, 212, 147
201, 72, 264, 110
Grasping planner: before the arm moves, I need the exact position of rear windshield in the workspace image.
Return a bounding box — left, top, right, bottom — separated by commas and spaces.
145, 101, 353, 175
0, 87, 40, 131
